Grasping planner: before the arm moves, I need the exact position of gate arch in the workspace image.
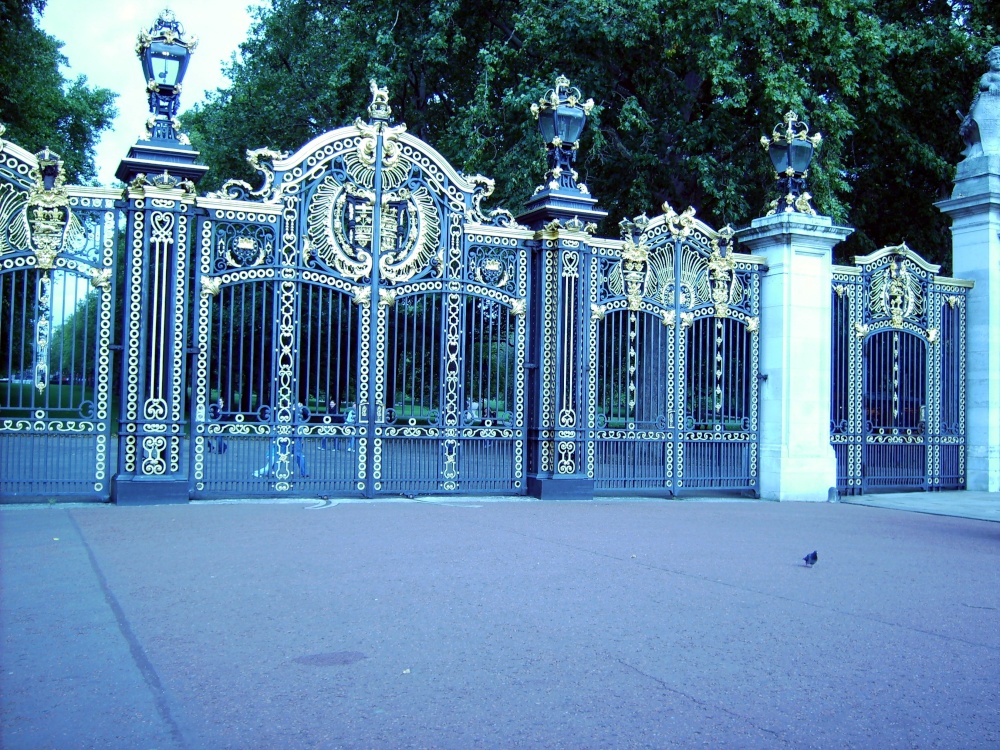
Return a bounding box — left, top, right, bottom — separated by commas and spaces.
191, 88, 532, 498
831, 244, 971, 493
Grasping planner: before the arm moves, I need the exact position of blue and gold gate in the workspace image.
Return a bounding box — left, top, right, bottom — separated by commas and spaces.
587, 206, 763, 494
191, 87, 531, 498
831, 244, 971, 494
0, 131, 119, 501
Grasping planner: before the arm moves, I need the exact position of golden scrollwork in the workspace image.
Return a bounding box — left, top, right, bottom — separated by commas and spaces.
89, 267, 113, 290
662, 203, 696, 238
707, 242, 737, 318
200, 276, 222, 297
621, 234, 650, 311
308, 139, 440, 285
351, 284, 372, 306
794, 191, 818, 215
0, 181, 30, 256
870, 255, 923, 328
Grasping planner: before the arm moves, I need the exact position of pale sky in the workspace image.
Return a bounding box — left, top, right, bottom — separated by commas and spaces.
38, 0, 266, 186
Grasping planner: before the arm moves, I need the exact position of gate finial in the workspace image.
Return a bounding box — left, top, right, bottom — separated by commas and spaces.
368, 80, 392, 122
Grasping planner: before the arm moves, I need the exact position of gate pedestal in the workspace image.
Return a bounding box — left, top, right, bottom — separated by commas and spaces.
738, 213, 852, 501
112, 136, 207, 506
112, 478, 190, 505
527, 474, 594, 501
937, 155, 1000, 492
519, 187, 606, 501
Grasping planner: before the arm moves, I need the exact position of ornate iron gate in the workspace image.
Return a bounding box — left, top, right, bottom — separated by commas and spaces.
0, 134, 119, 501
587, 206, 763, 494
191, 90, 531, 498
831, 244, 970, 494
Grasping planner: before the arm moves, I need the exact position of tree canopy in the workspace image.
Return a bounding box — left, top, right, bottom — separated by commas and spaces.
183, 0, 998, 267
0, 0, 117, 183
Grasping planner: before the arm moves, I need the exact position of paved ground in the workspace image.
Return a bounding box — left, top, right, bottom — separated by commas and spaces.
2, 497, 999, 749
841, 489, 1000, 523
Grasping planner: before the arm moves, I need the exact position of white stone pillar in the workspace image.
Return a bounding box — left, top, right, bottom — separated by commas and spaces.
736, 213, 852, 501
936, 156, 1000, 491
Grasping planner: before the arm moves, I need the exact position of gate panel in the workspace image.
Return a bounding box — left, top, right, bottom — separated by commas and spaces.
377, 291, 445, 493
935, 299, 965, 488
0, 138, 118, 501
591, 309, 672, 488
681, 316, 756, 490
191, 202, 293, 497
831, 244, 970, 494
862, 330, 927, 491
192, 88, 531, 498
588, 207, 762, 495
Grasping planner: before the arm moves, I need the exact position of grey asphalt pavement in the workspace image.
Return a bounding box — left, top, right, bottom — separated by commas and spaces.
2, 499, 999, 749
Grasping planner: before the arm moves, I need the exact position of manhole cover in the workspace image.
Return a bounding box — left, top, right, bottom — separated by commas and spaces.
293, 651, 367, 667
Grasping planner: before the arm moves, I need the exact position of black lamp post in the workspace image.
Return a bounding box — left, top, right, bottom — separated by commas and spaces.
136, 10, 196, 141
531, 75, 594, 192
116, 11, 207, 185
760, 111, 822, 214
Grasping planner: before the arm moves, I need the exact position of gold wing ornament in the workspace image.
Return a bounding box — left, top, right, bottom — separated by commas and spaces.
0, 182, 30, 256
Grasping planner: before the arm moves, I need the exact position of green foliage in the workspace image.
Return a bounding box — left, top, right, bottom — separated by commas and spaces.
183, 0, 999, 267
0, 0, 117, 183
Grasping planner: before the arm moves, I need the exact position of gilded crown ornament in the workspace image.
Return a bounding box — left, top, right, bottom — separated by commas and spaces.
26, 148, 70, 270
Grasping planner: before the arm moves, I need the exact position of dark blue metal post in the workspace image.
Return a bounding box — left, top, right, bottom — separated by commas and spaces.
518, 77, 606, 500
112, 11, 208, 504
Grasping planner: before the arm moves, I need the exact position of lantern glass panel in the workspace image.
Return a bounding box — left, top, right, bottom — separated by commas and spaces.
555, 104, 585, 144
768, 142, 790, 174
538, 109, 556, 145
148, 41, 187, 87
789, 139, 813, 174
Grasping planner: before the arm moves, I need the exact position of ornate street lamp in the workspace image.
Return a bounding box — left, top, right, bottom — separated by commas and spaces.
117, 10, 207, 185
760, 111, 822, 215
531, 75, 594, 192
135, 10, 197, 141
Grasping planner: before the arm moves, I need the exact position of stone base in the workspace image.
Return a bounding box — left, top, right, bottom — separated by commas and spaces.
527, 474, 595, 501
965, 445, 1000, 492
112, 476, 190, 505
757, 446, 837, 502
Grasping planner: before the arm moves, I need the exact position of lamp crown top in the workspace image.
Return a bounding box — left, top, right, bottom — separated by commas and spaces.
760, 109, 822, 150
34, 147, 61, 167
531, 74, 595, 119
136, 9, 198, 56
